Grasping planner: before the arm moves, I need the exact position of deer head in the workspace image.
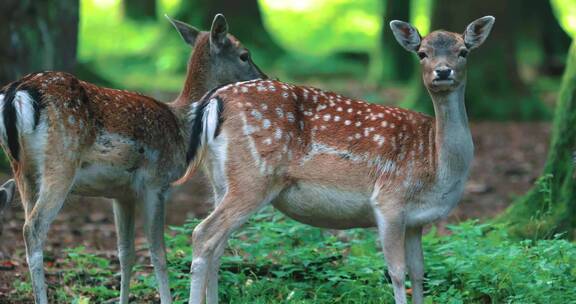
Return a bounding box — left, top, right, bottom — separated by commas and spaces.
167, 14, 267, 102
390, 16, 495, 93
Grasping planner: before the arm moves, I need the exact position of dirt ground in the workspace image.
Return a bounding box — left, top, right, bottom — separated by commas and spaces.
0, 121, 550, 301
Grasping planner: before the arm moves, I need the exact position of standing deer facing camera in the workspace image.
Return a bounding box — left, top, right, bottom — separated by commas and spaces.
0, 14, 265, 304
179, 16, 494, 304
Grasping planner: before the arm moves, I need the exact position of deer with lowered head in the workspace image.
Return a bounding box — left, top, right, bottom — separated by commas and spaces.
178, 16, 494, 304
0, 14, 266, 304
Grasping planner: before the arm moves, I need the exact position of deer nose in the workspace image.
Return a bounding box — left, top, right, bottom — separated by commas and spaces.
434, 68, 453, 80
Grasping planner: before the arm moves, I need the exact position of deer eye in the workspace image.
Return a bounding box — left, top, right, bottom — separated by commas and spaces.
417, 52, 428, 60
239, 52, 250, 62
459, 49, 468, 58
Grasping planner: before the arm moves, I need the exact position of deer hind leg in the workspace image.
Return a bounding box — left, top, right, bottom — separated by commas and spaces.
405, 226, 424, 304
16, 171, 39, 220
205, 182, 227, 304
189, 186, 276, 304
113, 197, 136, 304
373, 200, 407, 304
143, 187, 172, 304
23, 166, 76, 304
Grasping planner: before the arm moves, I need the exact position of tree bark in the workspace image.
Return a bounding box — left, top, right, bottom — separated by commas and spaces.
123, 0, 157, 22
520, 0, 571, 76
381, 0, 413, 82
498, 40, 576, 239
404, 0, 547, 119
0, 0, 79, 87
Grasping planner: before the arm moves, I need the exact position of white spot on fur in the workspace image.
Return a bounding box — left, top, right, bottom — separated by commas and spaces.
251, 109, 262, 120
344, 120, 351, 126
286, 112, 295, 123
274, 128, 282, 140
323, 114, 331, 121
275, 107, 284, 118
262, 119, 271, 129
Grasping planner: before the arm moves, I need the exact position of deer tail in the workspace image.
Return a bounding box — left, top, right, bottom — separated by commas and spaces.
172, 92, 224, 186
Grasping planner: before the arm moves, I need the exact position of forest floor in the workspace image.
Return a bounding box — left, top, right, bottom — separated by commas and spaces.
0, 120, 551, 302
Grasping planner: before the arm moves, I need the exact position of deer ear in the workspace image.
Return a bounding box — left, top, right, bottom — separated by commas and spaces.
464, 16, 495, 50
0, 179, 15, 214
210, 13, 229, 52
166, 15, 200, 47
390, 20, 421, 52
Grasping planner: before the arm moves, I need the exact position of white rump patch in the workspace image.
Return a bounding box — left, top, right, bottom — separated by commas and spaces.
202, 98, 220, 145
15, 91, 37, 134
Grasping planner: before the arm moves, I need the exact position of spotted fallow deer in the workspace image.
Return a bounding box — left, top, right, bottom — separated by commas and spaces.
178, 16, 495, 304
0, 14, 266, 304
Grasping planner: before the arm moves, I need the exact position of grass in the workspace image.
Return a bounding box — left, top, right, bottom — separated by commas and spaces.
9, 207, 576, 303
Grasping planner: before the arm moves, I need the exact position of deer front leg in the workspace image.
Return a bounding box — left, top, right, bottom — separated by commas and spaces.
374, 207, 407, 304
113, 198, 136, 304
23, 169, 75, 304
405, 226, 424, 304
143, 187, 172, 304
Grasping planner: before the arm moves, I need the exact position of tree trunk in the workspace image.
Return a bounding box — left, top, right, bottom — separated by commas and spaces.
380, 0, 413, 82
123, 0, 157, 22
0, 0, 79, 87
519, 0, 571, 76
404, 0, 547, 119
498, 40, 576, 239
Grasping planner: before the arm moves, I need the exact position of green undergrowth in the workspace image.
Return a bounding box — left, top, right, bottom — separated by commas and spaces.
10, 208, 576, 303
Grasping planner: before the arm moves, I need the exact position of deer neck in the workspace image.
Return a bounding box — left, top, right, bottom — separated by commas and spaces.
169, 38, 212, 122
429, 82, 474, 183
170, 63, 209, 115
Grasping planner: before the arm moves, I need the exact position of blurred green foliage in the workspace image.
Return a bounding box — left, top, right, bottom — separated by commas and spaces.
76, 0, 568, 120
259, 0, 382, 57
551, 0, 576, 37
79, 0, 188, 92
78, 0, 435, 93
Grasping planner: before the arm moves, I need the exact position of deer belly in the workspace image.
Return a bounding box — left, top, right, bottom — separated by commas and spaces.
73, 163, 134, 197
272, 184, 376, 229
72, 133, 145, 197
